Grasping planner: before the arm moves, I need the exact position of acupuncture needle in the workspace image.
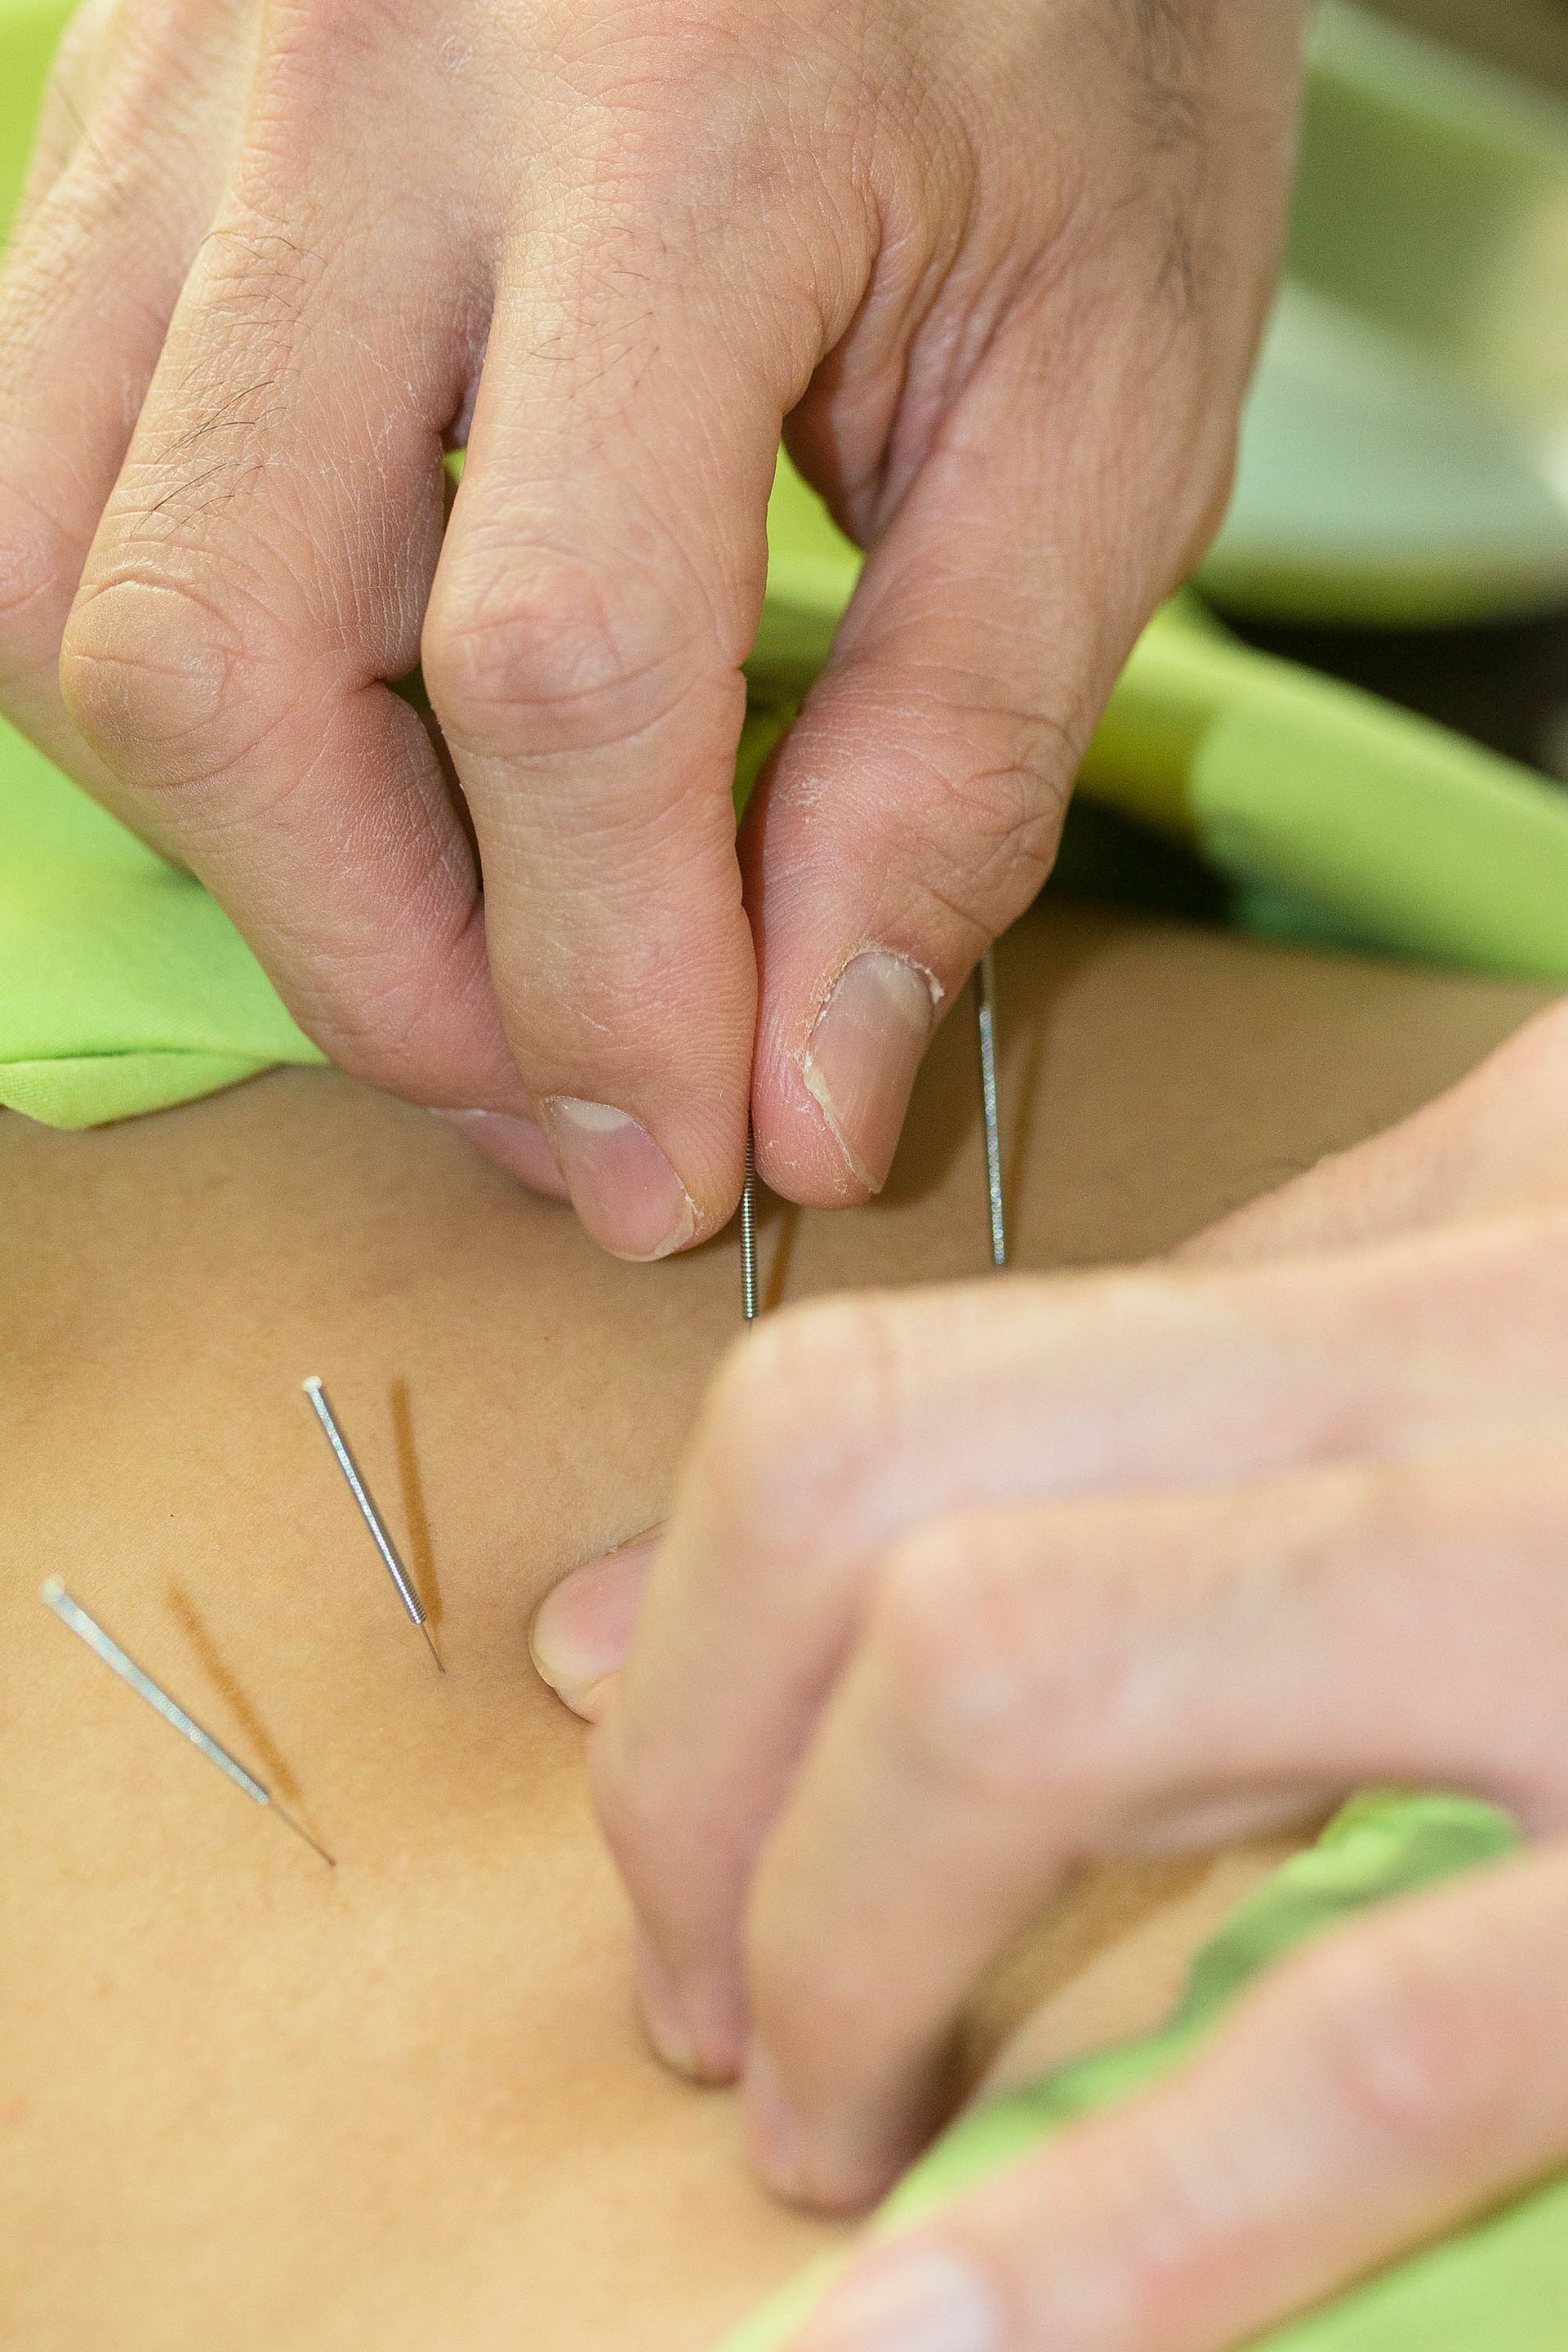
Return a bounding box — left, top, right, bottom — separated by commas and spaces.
302, 1377, 445, 1671
740, 1120, 760, 1323
975, 947, 1008, 1269
40, 1579, 336, 1868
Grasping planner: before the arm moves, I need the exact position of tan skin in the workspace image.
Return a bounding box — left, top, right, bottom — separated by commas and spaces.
2, 904, 1551, 2352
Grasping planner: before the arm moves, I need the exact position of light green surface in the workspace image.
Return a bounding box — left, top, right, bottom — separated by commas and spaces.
0, 719, 325, 1126
717, 1794, 1568, 2352
1205, 2, 1568, 622
0, 0, 73, 238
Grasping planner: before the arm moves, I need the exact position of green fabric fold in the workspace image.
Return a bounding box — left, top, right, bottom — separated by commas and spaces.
718, 1794, 1568, 2352
0, 720, 324, 1126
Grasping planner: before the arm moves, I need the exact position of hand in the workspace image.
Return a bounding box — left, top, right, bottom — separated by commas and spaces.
532, 997, 1568, 2349
0, 0, 1303, 1254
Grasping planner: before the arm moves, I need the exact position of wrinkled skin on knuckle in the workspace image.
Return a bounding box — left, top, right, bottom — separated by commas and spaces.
287, 902, 498, 1103
59, 572, 292, 784
904, 745, 1065, 940
818, 653, 1070, 889
422, 547, 719, 762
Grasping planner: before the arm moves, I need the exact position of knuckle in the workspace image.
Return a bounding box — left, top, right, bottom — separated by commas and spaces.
1300, 1930, 1506, 2157
59, 572, 292, 782
1100, 2132, 1232, 2314
422, 549, 713, 762
700, 1294, 913, 1545
871, 1529, 1063, 1807
907, 752, 1062, 944
811, 666, 1070, 940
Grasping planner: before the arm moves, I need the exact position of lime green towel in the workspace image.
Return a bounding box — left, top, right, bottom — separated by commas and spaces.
0, 0, 73, 238
719, 1794, 1568, 2352
0, 718, 326, 1126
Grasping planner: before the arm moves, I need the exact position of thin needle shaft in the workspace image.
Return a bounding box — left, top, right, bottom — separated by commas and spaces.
740, 1121, 760, 1323
302, 1378, 444, 1671
40, 1580, 335, 1867
975, 947, 1008, 1269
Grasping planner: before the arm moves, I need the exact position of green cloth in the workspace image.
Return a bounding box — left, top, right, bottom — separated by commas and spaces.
719, 1794, 1568, 2351
0, 721, 326, 1125
0, 0, 72, 239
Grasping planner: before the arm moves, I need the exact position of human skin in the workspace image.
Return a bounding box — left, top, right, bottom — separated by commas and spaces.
0, 0, 1306, 1257
1, 902, 1549, 2351
537, 964, 1568, 2350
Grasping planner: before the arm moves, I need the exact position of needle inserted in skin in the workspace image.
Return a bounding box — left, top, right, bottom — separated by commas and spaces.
740, 1120, 760, 1323
975, 947, 1008, 1269
40, 1579, 335, 1867
302, 1378, 444, 1671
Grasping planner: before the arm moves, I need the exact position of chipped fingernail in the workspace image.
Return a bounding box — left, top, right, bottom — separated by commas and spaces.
803, 952, 938, 1192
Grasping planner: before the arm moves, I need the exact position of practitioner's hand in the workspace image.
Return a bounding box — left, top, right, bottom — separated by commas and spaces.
533, 998, 1568, 2349
0, 0, 1303, 1255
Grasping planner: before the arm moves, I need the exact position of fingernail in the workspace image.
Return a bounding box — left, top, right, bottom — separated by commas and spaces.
803, 952, 938, 1192
540, 1098, 697, 1259
434, 1108, 572, 1199
792, 2247, 1003, 2352
530, 1533, 660, 1715
633, 1927, 701, 2078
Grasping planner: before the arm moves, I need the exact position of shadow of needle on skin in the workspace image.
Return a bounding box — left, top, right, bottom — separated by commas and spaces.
40, 1579, 336, 1868
389, 1376, 443, 1639
303, 1378, 445, 1672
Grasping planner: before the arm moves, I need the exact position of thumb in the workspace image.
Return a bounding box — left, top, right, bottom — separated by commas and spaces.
530, 1529, 661, 1721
